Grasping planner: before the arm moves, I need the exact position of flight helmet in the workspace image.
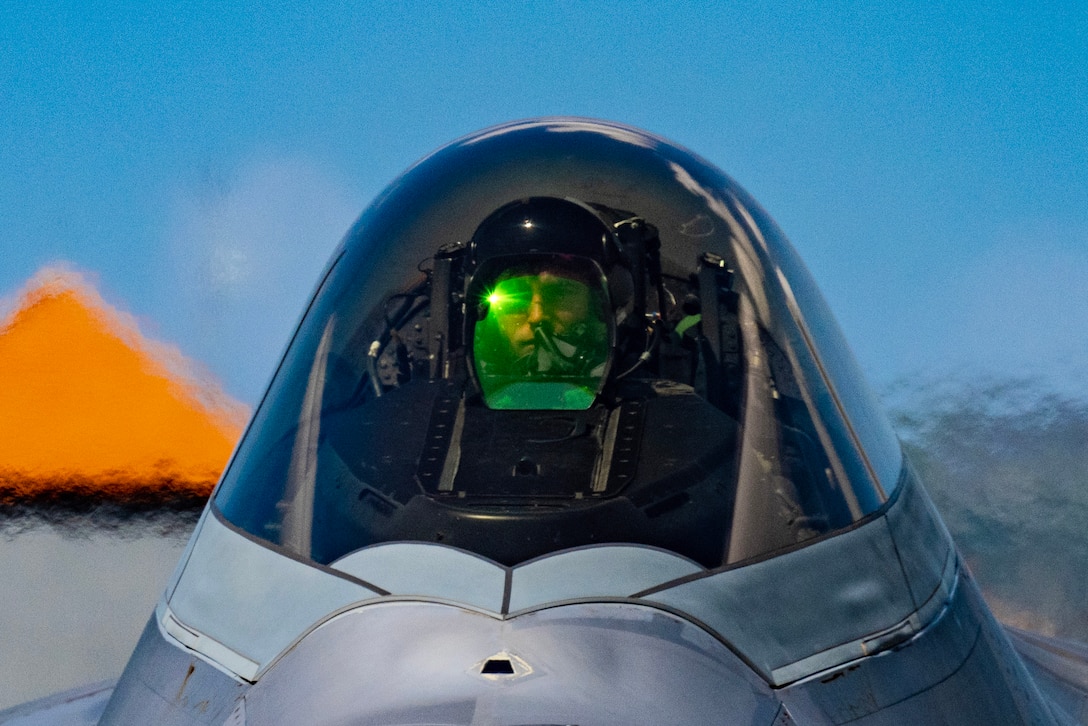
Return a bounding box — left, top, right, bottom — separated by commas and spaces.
465, 197, 628, 410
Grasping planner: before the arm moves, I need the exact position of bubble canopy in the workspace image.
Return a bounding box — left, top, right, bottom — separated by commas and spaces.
214, 118, 903, 569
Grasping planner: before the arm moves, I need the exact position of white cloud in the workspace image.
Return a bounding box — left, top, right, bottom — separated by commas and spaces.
948, 230, 1088, 391
861, 221, 1088, 399
160, 155, 363, 403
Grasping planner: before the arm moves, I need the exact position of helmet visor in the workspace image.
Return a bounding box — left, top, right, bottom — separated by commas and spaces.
470, 257, 612, 409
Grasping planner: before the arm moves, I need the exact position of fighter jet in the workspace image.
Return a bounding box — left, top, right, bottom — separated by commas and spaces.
5, 118, 1086, 725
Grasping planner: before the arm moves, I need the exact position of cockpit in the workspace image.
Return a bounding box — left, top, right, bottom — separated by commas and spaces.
214, 120, 903, 570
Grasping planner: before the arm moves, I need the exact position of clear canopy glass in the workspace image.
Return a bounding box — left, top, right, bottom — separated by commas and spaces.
214, 118, 903, 569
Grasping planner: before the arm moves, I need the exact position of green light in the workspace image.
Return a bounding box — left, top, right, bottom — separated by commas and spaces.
482, 277, 532, 317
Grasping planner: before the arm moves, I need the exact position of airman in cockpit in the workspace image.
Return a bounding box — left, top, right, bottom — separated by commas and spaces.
466, 198, 622, 411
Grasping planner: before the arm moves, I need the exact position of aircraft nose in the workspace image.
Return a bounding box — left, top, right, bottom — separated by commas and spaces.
239, 600, 781, 725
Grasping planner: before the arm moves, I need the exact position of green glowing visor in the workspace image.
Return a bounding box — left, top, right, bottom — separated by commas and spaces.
470, 256, 613, 410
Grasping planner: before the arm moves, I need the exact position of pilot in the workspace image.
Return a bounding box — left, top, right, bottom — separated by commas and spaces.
477, 262, 608, 372
465, 197, 627, 410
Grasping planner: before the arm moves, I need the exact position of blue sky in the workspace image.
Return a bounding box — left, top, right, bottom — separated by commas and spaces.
3, 2, 1086, 403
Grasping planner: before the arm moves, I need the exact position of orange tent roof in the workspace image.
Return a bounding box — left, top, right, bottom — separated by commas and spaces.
0, 269, 248, 504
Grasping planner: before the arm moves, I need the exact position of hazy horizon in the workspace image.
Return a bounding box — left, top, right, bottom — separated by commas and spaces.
2, 371, 1085, 711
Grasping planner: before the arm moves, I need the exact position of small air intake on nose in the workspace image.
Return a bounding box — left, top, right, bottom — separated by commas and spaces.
475, 650, 532, 679
481, 658, 515, 675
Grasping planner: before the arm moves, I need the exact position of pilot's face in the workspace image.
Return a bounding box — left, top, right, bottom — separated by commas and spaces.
488, 271, 593, 358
